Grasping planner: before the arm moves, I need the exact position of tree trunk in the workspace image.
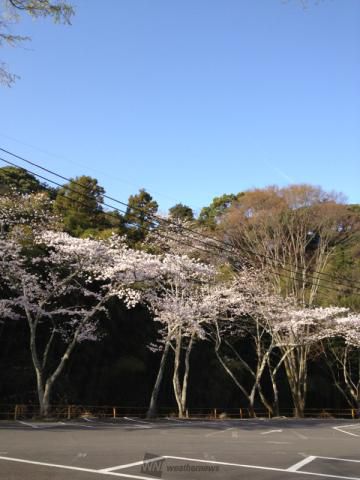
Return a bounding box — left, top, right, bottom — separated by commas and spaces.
215, 349, 254, 416
40, 384, 52, 417
248, 389, 256, 418
30, 322, 79, 417
28, 316, 47, 417
146, 340, 170, 418
293, 394, 305, 418
180, 333, 195, 415
286, 374, 305, 418
257, 381, 274, 417
267, 358, 280, 416
36, 372, 46, 417
283, 348, 307, 418
272, 384, 280, 417
172, 331, 184, 418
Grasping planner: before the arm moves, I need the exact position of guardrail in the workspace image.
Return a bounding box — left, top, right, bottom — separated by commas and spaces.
0, 404, 358, 420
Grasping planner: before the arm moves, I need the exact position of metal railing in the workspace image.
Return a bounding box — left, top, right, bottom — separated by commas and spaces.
0, 404, 358, 420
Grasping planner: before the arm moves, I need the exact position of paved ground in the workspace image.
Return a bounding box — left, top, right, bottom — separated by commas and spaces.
0, 417, 359, 479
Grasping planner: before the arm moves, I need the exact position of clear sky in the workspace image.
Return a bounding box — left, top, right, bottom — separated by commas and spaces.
0, 0, 359, 215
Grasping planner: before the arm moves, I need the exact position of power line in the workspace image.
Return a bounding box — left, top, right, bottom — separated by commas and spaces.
0, 156, 358, 301
0, 150, 359, 296
2, 146, 360, 295
0, 133, 203, 212
1, 146, 358, 292
0, 157, 230, 264
0, 158, 339, 304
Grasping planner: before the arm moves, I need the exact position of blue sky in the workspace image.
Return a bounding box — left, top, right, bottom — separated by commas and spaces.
0, 0, 359, 215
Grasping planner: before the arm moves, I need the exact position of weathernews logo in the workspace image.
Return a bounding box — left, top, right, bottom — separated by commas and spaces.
140, 453, 220, 478
140, 453, 165, 478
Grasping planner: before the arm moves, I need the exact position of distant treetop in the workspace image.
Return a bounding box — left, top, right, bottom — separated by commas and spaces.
168, 203, 194, 221
0, 166, 46, 194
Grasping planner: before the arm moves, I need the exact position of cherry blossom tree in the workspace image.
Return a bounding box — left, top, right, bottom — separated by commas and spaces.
263, 303, 349, 417
0, 190, 58, 236
144, 215, 226, 267
205, 267, 352, 418
1, 231, 161, 416
207, 271, 287, 417
146, 254, 216, 418
318, 314, 360, 412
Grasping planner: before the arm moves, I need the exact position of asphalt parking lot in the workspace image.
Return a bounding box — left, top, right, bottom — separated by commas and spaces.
0, 417, 359, 479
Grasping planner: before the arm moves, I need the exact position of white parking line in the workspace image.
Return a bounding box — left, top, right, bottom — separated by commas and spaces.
266, 441, 290, 444
316, 456, 360, 463
164, 419, 223, 427
333, 425, 360, 438
18, 420, 93, 429
83, 419, 131, 427
125, 425, 153, 430
99, 456, 165, 472
205, 427, 235, 437
165, 455, 360, 480
261, 429, 283, 435
17, 421, 39, 429
0, 456, 155, 479
287, 456, 316, 472
1, 453, 360, 480
66, 422, 94, 428
123, 417, 153, 425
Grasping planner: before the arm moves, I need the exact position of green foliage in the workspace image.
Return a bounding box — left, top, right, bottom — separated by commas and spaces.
321, 204, 360, 310
169, 203, 194, 221
124, 188, 158, 243
54, 176, 113, 237
198, 193, 243, 229
5, 0, 74, 23
0, 166, 45, 194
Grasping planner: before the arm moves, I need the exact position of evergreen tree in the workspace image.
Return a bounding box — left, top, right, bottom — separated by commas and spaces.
199, 193, 242, 229
0, 166, 45, 194
124, 189, 158, 243
169, 203, 194, 221
54, 176, 109, 236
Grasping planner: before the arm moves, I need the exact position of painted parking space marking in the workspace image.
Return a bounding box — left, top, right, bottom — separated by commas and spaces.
333, 425, 360, 438
0, 456, 156, 479
165, 455, 360, 479
205, 427, 235, 437
18, 421, 68, 429
18, 421, 39, 429
287, 456, 317, 472
261, 429, 283, 435
1, 452, 360, 479
316, 456, 360, 463
266, 441, 291, 444
123, 417, 153, 425
99, 456, 165, 473
17, 420, 93, 429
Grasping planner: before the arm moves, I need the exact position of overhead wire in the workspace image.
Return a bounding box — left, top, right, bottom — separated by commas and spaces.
0, 158, 336, 304
0, 155, 357, 302
0, 153, 358, 298
0, 146, 358, 293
